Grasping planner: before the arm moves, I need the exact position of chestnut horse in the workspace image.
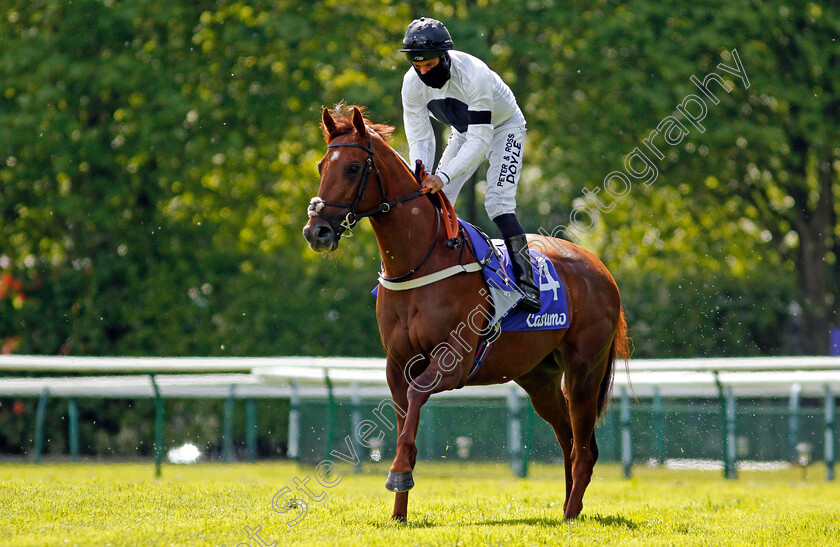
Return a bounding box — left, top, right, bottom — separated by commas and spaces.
303, 105, 630, 522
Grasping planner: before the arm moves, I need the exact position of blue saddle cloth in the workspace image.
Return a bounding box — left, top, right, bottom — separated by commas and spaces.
372, 220, 569, 332
458, 221, 569, 332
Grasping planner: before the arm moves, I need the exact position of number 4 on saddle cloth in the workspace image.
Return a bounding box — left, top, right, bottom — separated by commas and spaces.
372, 219, 569, 381
456, 220, 570, 332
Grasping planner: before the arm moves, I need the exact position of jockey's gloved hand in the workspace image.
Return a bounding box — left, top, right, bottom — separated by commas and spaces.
421, 175, 444, 194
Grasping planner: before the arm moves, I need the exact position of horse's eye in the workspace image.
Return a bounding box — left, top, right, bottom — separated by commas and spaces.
346, 162, 361, 177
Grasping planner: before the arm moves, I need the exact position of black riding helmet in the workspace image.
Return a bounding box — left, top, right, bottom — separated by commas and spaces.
399, 18, 453, 62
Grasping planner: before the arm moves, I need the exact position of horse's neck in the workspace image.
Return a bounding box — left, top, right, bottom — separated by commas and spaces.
369, 149, 446, 279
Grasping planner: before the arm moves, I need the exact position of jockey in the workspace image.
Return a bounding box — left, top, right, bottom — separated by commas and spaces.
399, 17, 541, 314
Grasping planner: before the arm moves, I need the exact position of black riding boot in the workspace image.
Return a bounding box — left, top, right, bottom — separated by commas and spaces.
504, 234, 541, 314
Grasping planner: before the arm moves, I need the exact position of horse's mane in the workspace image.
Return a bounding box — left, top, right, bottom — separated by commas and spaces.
322, 102, 395, 142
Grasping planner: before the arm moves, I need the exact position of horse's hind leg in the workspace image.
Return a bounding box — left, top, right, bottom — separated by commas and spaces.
561, 347, 611, 519
514, 357, 575, 511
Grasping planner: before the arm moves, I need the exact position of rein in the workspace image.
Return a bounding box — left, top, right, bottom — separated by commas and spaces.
308, 135, 465, 283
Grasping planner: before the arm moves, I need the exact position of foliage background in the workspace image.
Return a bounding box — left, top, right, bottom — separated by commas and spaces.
0, 0, 837, 456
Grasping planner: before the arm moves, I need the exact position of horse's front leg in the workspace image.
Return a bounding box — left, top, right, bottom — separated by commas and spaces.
386, 376, 430, 489
386, 347, 466, 520
384, 358, 412, 521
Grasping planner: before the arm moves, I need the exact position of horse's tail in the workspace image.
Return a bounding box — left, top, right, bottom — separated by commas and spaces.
597, 306, 631, 418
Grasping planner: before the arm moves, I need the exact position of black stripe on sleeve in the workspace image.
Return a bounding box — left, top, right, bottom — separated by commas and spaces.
468, 110, 492, 125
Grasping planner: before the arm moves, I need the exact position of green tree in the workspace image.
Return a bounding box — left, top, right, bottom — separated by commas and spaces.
1, 0, 835, 360
0, 0, 407, 356
502, 1, 838, 354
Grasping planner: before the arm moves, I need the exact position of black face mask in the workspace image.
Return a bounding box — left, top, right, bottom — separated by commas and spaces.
415, 53, 451, 89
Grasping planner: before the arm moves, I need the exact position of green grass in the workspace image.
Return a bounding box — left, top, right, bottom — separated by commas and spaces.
1, 461, 839, 546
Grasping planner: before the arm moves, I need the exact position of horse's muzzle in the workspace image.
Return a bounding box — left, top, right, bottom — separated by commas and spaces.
303, 220, 338, 252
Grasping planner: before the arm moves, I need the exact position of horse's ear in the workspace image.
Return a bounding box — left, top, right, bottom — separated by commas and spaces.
352, 107, 369, 140
322, 107, 338, 141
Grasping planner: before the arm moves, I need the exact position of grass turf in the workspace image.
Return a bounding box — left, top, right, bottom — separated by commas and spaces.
1, 461, 838, 546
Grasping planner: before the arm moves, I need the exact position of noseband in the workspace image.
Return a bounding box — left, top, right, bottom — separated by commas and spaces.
307, 138, 427, 238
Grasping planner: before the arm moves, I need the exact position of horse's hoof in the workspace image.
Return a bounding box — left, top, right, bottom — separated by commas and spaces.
385, 471, 414, 492
564, 502, 583, 520
391, 514, 407, 523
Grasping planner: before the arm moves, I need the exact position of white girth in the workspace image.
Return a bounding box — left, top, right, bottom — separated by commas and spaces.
377, 262, 483, 291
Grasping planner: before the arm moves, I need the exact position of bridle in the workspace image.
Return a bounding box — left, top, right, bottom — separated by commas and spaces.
307, 138, 428, 238
307, 136, 443, 281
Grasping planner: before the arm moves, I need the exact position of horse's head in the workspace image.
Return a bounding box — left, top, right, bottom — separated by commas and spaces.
303, 105, 395, 252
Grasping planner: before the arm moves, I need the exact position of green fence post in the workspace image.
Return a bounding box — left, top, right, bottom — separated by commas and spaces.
350, 382, 363, 474
620, 387, 632, 479
714, 373, 737, 479
324, 371, 335, 462
653, 386, 664, 465
68, 397, 79, 462
715, 373, 738, 480
33, 388, 49, 464
825, 385, 835, 481
789, 383, 802, 461
725, 386, 737, 479
507, 385, 524, 477
522, 398, 534, 478
715, 372, 726, 477
287, 380, 300, 461
223, 385, 236, 462
150, 375, 164, 478
245, 398, 257, 463
604, 399, 616, 462
421, 404, 435, 461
